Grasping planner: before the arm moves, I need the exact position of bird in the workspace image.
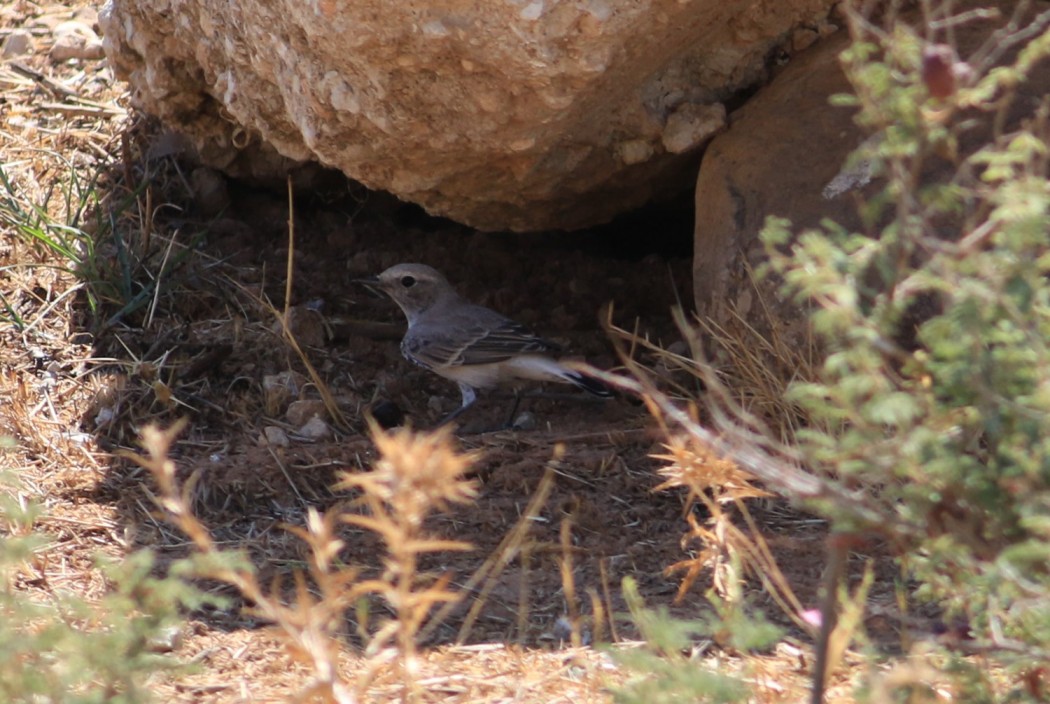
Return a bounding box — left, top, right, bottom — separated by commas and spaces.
356, 263, 612, 426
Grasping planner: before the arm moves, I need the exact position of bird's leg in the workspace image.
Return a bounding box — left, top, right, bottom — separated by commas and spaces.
502, 390, 523, 430
435, 384, 477, 428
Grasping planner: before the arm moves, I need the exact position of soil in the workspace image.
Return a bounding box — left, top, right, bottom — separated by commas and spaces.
84, 129, 744, 638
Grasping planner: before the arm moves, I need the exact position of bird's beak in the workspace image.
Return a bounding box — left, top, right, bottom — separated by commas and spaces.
353, 275, 386, 298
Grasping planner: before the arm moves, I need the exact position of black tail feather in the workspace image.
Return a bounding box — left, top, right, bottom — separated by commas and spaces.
565, 371, 615, 398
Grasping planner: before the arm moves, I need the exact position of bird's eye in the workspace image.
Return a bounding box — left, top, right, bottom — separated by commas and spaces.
400, 275, 417, 288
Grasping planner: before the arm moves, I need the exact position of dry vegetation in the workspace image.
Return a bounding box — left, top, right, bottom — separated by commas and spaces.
0, 2, 954, 702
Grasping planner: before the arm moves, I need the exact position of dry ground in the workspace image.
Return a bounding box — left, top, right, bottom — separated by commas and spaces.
2, 2, 929, 702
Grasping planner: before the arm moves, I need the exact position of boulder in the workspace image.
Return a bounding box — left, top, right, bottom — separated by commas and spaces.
99, 0, 839, 231
692, 0, 1050, 325
692, 29, 859, 323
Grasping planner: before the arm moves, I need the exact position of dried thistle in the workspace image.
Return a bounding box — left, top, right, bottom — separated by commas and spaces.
338, 421, 479, 529
336, 421, 478, 702
126, 421, 359, 704
652, 434, 772, 506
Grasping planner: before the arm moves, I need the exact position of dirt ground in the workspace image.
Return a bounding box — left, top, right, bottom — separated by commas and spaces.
1, 2, 925, 702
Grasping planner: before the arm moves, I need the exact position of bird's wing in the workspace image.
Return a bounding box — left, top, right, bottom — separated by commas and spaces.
404, 314, 561, 369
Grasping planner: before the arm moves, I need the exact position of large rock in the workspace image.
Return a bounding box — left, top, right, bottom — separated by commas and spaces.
100, 0, 838, 231
692, 29, 859, 323
692, 0, 1050, 324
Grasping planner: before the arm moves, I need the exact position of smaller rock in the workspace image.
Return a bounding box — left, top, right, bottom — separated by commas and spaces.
666, 340, 689, 358
298, 416, 331, 440
791, 27, 819, 53
511, 411, 537, 431
50, 20, 104, 62
286, 399, 326, 426
147, 130, 196, 160
263, 425, 290, 447
190, 166, 230, 216
146, 625, 183, 653
661, 102, 726, 154
2, 29, 35, 59
72, 6, 100, 32
426, 396, 446, 416
262, 370, 307, 416
272, 305, 327, 349
93, 405, 116, 429
615, 139, 654, 166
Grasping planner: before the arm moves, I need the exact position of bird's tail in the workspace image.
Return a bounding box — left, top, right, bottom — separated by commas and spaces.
562, 370, 615, 398
510, 355, 616, 397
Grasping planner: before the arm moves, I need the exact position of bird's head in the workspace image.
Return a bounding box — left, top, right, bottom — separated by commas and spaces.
355, 263, 455, 322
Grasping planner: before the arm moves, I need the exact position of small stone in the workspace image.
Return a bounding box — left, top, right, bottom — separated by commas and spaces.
791, 27, 819, 53
272, 305, 326, 348
190, 167, 230, 216
426, 396, 446, 415
262, 370, 307, 416
666, 340, 689, 358
661, 102, 726, 154
72, 6, 100, 32
50, 21, 104, 62
94, 406, 116, 428
550, 616, 591, 645
512, 411, 537, 431
298, 416, 331, 440
615, 139, 654, 165
286, 399, 326, 426
263, 425, 290, 447
146, 625, 183, 653
147, 130, 195, 160
2, 30, 35, 59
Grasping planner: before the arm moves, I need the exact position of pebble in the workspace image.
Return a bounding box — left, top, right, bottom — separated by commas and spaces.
298, 416, 331, 440
146, 625, 183, 653
263, 426, 290, 447
50, 20, 104, 62
72, 6, 100, 31
271, 305, 326, 348
2, 29, 35, 58
190, 166, 230, 216
286, 399, 326, 426
512, 411, 537, 431
262, 370, 307, 416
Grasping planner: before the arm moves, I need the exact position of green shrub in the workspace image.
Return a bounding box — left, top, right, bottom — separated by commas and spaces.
610, 576, 780, 704
0, 474, 208, 703
761, 3, 1050, 696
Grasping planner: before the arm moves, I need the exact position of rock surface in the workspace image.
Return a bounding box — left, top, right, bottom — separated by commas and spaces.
692, 0, 1050, 324
100, 0, 838, 231
50, 20, 105, 62
2, 29, 35, 59
692, 29, 859, 323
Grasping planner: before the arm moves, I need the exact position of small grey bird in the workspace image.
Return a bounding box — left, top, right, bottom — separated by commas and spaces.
358, 263, 611, 425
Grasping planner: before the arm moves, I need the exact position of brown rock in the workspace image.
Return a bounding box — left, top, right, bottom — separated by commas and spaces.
272, 306, 326, 349
100, 0, 838, 231
189, 167, 231, 217
2, 30, 35, 59
692, 29, 859, 322
50, 20, 105, 62
298, 416, 331, 441
262, 425, 290, 448
262, 370, 307, 416
286, 399, 327, 427
692, 0, 1050, 325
